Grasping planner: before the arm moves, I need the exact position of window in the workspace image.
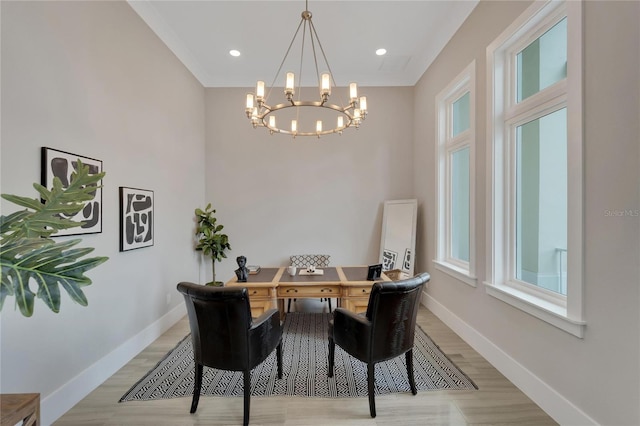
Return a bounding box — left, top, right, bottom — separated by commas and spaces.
515, 108, 567, 294
486, 0, 584, 337
435, 62, 476, 286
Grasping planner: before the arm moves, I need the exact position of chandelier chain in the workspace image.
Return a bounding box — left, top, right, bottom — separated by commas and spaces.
308, 22, 321, 98
295, 18, 307, 123
308, 19, 343, 106
266, 17, 305, 102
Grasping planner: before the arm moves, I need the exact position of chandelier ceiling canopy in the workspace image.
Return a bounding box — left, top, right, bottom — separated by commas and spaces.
245, 1, 367, 137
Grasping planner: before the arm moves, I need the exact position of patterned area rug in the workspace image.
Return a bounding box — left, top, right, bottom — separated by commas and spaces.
119, 313, 476, 402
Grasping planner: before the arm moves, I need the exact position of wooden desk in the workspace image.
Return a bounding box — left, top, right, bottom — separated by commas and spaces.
0, 393, 40, 426
226, 266, 390, 317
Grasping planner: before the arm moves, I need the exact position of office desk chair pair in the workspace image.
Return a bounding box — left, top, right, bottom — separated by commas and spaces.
177, 271, 430, 424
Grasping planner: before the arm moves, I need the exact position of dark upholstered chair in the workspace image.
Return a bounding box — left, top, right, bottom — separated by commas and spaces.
177, 282, 283, 426
328, 272, 430, 418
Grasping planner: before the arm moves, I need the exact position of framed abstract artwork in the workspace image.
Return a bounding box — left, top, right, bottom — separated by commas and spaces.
119, 187, 154, 252
41, 147, 103, 236
402, 248, 412, 272
381, 249, 397, 271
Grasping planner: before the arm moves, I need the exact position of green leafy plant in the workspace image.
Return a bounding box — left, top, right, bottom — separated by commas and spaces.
195, 203, 231, 285
0, 160, 108, 317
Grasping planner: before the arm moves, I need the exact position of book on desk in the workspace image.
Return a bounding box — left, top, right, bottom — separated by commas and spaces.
248, 265, 261, 275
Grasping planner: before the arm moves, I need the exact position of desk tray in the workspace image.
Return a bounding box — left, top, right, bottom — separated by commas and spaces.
298, 269, 324, 276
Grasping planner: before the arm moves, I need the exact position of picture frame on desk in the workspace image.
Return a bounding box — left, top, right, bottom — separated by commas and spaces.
367, 264, 382, 281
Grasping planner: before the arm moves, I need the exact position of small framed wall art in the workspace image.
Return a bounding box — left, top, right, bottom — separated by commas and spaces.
119, 187, 154, 252
402, 249, 412, 272
41, 147, 103, 236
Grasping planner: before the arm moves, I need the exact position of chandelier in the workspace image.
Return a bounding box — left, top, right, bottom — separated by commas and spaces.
244, 1, 367, 137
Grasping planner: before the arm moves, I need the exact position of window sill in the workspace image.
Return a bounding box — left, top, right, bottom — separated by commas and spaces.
433, 260, 477, 287
484, 281, 585, 338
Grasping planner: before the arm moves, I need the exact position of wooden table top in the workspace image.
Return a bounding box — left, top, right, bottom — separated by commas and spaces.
226, 266, 390, 287
1, 393, 40, 426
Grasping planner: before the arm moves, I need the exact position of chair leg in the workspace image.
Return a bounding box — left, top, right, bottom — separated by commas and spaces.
406, 349, 417, 395
327, 337, 335, 377
243, 370, 251, 426
276, 340, 283, 379
328, 298, 332, 312
367, 363, 376, 418
190, 362, 203, 413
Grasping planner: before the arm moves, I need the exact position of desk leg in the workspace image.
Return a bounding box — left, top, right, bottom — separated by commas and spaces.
277, 299, 285, 321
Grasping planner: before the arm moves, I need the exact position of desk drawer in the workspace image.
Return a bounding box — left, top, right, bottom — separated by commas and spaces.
277, 285, 340, 298
345, 286, 373, 297
246, 287, 271, 297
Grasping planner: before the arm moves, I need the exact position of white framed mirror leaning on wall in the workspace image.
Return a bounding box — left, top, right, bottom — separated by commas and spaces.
379, 199, 418, 279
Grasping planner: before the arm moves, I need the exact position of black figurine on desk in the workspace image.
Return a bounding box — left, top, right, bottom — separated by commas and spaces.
235, 255, 249, 282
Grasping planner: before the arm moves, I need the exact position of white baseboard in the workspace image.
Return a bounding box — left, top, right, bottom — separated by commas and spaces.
420, 292, 597, 426
41, 304, 186, 425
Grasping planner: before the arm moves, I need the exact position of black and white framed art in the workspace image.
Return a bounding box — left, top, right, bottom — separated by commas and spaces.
41, 147, 103, 236
119, 187, 154, 252
381, 249, 398, 271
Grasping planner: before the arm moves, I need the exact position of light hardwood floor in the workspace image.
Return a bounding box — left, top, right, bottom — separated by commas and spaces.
55, 301, 557, 425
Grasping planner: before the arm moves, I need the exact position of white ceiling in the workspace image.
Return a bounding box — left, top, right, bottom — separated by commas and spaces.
128, 0, 479, 88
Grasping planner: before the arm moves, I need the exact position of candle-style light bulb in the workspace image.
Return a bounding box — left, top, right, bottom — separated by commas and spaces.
291, 119, 297, 133
246, 93, 254, 110
320, 73, 331, 97
256, 81, 265, 101
337, 116, 344, 128
269, 115, 276, 128
285, 72, 295, 96
251, 107, 259, 126
359, 96, 367, 113
316, 120, 323, 133
349, 83, 358, 101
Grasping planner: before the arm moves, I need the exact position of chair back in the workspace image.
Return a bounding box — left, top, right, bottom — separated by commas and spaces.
290, 254, 330, 268
177, 282, 253, 371
365, 272, 430, 362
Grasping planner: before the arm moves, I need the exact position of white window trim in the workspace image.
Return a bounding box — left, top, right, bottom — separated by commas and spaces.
435, 61, 477, 287
485, 0, 585, 337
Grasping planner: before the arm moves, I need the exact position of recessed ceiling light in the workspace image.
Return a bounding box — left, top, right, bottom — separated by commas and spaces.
376, 48, 387, 56
229, 50, 241, 57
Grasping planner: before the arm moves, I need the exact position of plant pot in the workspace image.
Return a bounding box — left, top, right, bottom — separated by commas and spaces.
205, 281, 224, 287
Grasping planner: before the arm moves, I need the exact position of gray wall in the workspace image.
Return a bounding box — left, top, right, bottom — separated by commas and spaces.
414, 1, 640, 425
203, 86, 415, 282
0, 2, 206, 423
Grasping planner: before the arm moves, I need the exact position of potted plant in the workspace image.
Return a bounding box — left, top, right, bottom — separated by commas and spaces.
0, 160, 108, 317
194, 203, 231, 286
